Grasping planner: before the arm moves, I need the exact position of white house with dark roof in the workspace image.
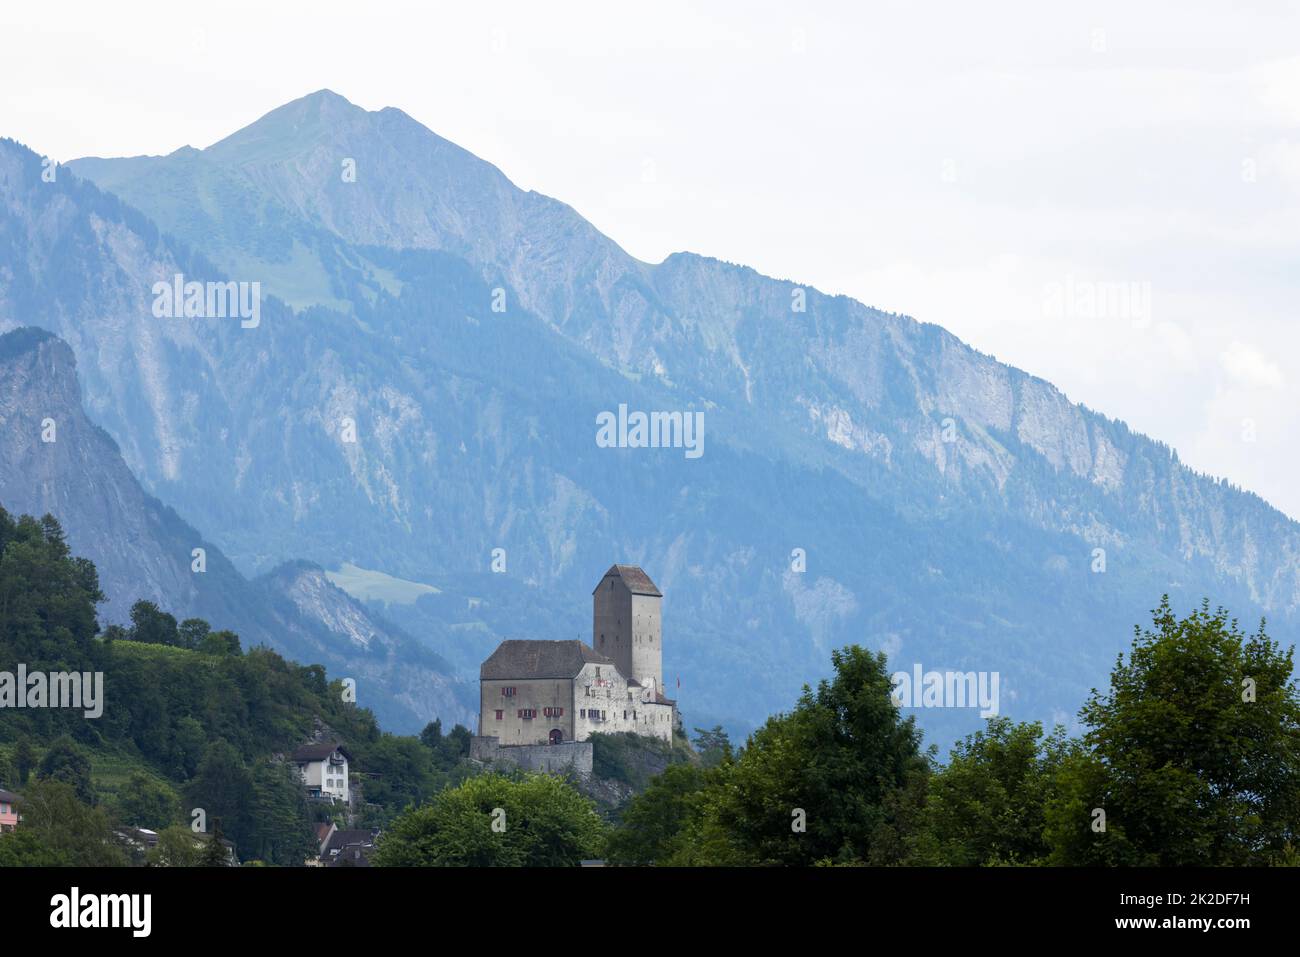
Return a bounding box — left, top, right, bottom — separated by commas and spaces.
292, 742, 352, 802
477, 565, 676, 746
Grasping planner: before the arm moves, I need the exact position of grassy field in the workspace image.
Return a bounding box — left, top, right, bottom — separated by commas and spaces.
325, 562, 440, 605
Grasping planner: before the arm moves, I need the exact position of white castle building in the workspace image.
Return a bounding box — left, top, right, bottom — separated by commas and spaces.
477, 565, 677, 747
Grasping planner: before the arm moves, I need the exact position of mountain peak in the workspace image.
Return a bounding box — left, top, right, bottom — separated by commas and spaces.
206, 88, 369, 158
0, 327, 78, 393
0, 325, 64, 360
300, 88, 354, 105
269, 88, 362, 116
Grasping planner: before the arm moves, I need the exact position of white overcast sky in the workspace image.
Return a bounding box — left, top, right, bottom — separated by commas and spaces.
3, 1, 1299, 518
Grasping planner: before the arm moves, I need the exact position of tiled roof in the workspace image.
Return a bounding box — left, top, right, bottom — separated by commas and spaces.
0, 788, 20, 803
324, 829, 376, 855
328, 846, 373, 867
593, 564, 662, 597
292, 742, 352, 763
481, 639, 616, 680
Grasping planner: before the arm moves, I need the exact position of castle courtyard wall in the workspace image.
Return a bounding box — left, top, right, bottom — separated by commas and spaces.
470, 737, 594, 775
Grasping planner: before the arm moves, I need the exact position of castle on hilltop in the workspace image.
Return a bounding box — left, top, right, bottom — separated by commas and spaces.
476, 565, 678, 753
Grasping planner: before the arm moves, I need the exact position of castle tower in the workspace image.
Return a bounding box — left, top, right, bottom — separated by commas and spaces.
592, 564, 663, 696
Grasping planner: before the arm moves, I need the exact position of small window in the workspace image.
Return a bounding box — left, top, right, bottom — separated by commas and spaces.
495, 709, 503, 720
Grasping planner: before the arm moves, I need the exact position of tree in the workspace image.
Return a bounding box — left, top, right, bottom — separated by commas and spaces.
419, 719, 443, 750
10, 779, 126, 866
116, 772, 180, 830
690, 646, 929, 865
374, 772, 607, 867
146, 825, 204, 867
911, 718, 1067, 866
14, 739, 35, 785
441, 724, 472, 763
358, 735, 440, 815
129, 600, 179, 646
244, 760, 315, 866
186, 740, 254, 850
0, 828, 73, 866
36, 736, 96, 804
1046, 597, 1300, 866
169, 717, 207, 779
605, 763, 709, 865
0, 511, 102, 668
691, 726, 733, 768
198, 629, 241, 656
177, 618, 210, 651
203, 818, 232, 867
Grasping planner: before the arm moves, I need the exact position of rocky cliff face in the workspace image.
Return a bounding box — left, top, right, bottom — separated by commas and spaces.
0, 325, 470, 733
0, 326, 245, 626
255, 561, 475, 730
63, 94, 1300, 615
0, 91, 1295, 745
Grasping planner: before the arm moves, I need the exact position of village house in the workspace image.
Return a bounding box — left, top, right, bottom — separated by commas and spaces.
477, 565, 677, 748
313, 822, 336, 855
292, 743, 352, 803
0, 787, 20, 833
321, 828, 379, 867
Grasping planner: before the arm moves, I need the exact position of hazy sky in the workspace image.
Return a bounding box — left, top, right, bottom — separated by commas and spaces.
4, 1, 1298, 517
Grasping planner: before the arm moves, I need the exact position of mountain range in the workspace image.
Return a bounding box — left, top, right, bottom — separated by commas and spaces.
1, 89, 1297, 744
0, 325, 473, 732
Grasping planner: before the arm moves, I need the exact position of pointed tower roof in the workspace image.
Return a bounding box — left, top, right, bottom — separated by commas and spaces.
594, 564, 662, 597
